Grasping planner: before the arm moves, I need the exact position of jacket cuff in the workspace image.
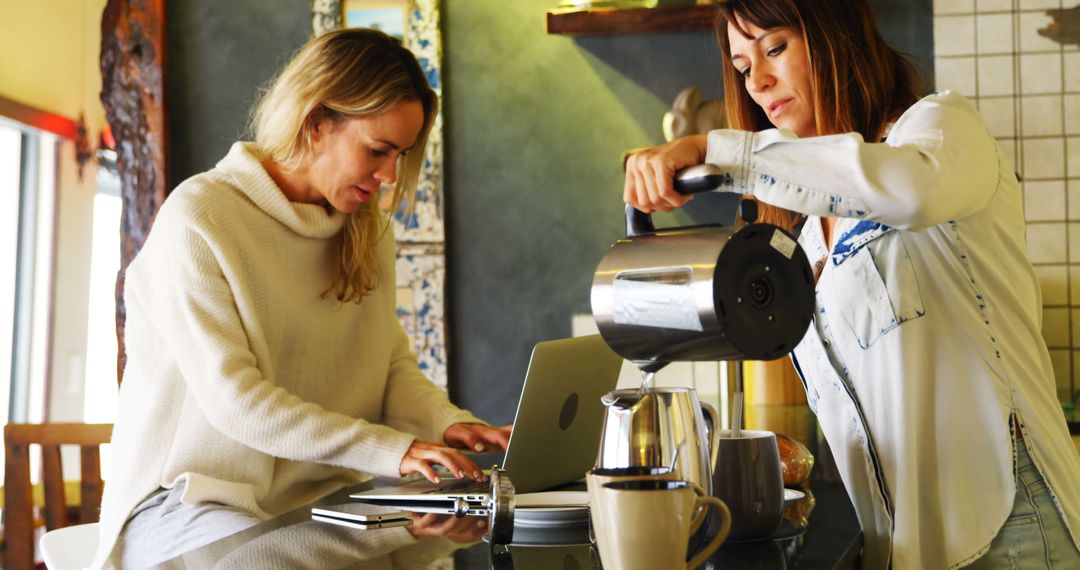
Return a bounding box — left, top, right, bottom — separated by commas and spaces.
706, 129, 754, 194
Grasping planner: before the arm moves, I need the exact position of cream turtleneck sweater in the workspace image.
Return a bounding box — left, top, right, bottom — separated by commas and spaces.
94, 142, 480, 568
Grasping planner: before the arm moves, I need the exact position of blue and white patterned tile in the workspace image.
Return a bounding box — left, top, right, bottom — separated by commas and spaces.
392, 0, 445, 244
396, 245, 447, 388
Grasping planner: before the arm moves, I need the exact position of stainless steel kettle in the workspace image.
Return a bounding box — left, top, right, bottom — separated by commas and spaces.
590, 165, 815, 372
597, 387, 719, 494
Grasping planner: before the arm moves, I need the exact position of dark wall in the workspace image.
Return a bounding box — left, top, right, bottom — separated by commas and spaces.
163, 0, 933, 425
443, 0, 933, 424
443, 1, 728, 423
165, 0, 309, 189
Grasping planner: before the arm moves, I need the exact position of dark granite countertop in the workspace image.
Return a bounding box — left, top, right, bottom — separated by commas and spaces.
155, 474, 860, 569
155, 400, 864, 569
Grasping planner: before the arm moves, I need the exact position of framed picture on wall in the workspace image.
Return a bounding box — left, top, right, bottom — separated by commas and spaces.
343, 0, 407, 41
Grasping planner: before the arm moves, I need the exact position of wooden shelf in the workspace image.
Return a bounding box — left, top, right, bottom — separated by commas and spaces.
546, 5, 720, 36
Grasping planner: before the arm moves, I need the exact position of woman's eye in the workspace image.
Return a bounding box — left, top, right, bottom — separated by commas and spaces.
370, 148, 389, 158
739, 67, 750, 78
766, 42, 787, 57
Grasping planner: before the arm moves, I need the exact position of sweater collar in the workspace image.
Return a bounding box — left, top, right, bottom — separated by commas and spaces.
217, 142, 347, 239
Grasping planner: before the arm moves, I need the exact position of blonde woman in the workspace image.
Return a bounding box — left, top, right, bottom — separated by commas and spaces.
94, 29, 510, 568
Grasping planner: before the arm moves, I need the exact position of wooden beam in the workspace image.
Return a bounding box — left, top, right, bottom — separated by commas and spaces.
0, 94, 78, 140
101, 0, 168, 385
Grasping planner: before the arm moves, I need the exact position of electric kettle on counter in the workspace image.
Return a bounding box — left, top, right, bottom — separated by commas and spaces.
590, 164, 816, 373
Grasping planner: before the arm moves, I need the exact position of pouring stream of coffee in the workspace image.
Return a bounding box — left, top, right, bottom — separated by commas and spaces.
637, 370, 655, 400
634, 360, 668, 400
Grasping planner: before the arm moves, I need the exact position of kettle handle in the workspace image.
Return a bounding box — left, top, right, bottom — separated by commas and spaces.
625, 164, 732, 237
700, 402, 721, 472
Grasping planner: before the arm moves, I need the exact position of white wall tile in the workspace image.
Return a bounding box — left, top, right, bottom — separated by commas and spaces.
936, 0, 975, 14
1023, 138, 1067, 179
1068, 179, 1080, 220
999, 138, 1018, 164
1069, 350, 1080, 401
975, 0, 1011, 11
1051, 348, 1069, 396
1073, 309, 1080, 349
937, 57, 978, 96
1044, 307, 1070, 347
1025, 180, 1067, 220
976, 13, 1014, 54
936, 16, 978, 56
979, 97, 1016, 137
1021, 95, 1064, 137
1020, 53, 1063, 95
1067, 95, 1080, 136
1035, 265, 1069, 305
1028, 222, 1067, 263
1024, 0, 1065, 10
1071, 222, 1080, 263
1072, 266, 1080, 304
978, 55, 1016, 96
1069, 137, 1080, 177
1066, 52, 1080, 92
1019, 11, 1062, 53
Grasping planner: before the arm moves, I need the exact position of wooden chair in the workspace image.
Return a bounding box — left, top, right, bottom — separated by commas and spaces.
3, 423, 113, 570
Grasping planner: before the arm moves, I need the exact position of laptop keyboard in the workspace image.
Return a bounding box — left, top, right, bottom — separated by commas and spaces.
425, 478, 489, 495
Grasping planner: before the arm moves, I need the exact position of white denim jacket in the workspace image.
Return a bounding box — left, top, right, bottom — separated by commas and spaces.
705, 91, 1080, 569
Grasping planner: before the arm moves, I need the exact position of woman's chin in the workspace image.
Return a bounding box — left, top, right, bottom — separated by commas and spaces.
326, 199, 360, 214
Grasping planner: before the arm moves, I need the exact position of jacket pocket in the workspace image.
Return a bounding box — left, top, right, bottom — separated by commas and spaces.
831, 222, 925, 349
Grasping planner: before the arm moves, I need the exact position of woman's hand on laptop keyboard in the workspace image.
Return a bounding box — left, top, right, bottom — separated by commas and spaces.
443, 422, 512, 454
400, 439, 485, 483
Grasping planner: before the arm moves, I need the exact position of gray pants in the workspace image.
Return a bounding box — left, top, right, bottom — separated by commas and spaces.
118, 481, 261, 569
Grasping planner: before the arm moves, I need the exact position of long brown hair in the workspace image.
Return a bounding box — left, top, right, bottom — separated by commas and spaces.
251, 28, 437, 303
716, 0, 922, 230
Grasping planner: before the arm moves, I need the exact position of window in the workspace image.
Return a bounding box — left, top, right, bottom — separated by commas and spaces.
0, 123, 21, 426
1, 117, 61, 478
83, 153, 121, 424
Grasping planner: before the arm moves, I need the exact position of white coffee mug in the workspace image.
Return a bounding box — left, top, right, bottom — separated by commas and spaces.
591, 479, 730, 570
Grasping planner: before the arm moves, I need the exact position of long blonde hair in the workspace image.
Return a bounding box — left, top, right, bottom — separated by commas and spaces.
716, 0, 921, 231
251, 28, 437, 303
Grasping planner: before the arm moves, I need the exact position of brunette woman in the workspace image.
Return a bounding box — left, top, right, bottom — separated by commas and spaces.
625, 1, 1080, 568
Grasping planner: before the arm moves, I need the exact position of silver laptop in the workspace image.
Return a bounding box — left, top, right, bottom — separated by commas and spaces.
351, 334, 623, 505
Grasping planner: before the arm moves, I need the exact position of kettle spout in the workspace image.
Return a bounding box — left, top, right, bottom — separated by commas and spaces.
634, 360, 669, 374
